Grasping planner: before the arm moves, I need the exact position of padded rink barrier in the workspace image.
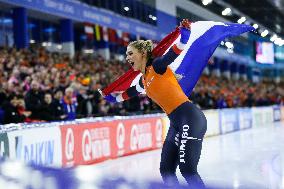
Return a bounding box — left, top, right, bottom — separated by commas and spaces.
0, 114, 165, 167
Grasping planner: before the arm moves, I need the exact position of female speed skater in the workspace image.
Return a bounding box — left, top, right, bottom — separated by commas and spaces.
104, 19, 207, 188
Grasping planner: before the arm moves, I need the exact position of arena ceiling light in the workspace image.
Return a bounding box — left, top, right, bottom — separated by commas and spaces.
149, 15, 157, 21
124, 6, 130, 11
270, 34, 277, 42
202, 0, 213, 6
274, 38, 284, 46
274, 38, 280, 44
252, 24, 259, 29
237, 17, 246, 24
222, 8, 232, 16
30, 40, 35, 44
225, 41, 234, 49
261, 30, 269, 37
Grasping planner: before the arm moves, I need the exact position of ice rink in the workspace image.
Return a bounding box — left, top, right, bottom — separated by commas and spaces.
85, 122, 284, 188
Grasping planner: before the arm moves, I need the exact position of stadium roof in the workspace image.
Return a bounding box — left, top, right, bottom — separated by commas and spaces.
190, 0, 284, 38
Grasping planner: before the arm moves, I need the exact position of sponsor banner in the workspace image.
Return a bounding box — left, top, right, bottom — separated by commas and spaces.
61, 122, 115, 166
237, 108, 252, 130
252, 107, 274, 127
204, 110, 220, 137
7, 127, 62, 166
1, 0, 158, 40
219, 109, 239, 134
0, 133, 9, 157
273, 106, 281, 122
61, 117, 163, 166
281, 106, 284, 121
115, 117, 163, 157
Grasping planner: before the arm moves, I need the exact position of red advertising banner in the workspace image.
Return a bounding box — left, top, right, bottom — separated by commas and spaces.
60, 117, 164, 166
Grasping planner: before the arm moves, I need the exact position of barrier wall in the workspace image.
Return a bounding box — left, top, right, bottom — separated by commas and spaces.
0, 106, 283, 167
0, 115, 164, 167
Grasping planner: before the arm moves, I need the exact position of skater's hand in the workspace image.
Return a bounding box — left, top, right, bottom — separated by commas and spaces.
104, 94, 118, 103
179, 19, 191, 44
180, 19, 191, 30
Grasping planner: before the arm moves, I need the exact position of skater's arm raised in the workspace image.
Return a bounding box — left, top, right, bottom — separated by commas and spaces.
152, 19, 191, 74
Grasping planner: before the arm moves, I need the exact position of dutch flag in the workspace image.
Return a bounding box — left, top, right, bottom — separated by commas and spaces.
101, 21, 254, 97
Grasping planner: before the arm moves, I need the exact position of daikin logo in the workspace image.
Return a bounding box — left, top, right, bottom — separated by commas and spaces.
16, 136, 55, 165
65, 128, 75, 161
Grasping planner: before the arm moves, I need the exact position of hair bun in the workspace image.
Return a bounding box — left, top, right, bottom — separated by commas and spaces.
129, 40, 153, 59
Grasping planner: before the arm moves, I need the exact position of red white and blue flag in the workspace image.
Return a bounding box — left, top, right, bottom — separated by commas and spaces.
100, 21, 254, 97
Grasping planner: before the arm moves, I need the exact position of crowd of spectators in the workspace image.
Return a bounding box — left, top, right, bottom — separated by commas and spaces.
190, 75, 284, 109
0, 46, 283, 124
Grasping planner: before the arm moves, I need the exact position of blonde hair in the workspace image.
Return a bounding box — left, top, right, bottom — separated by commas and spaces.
128, 40, 154, 60
129, 40, 183, 81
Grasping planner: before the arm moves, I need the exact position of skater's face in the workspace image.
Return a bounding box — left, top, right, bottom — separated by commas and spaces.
126, 46, 147, 72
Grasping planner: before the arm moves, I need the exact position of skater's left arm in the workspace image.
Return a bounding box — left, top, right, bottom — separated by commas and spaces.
152, 19, 191, 75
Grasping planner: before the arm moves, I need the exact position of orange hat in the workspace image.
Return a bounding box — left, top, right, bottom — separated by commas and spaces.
81, 77, 90, 85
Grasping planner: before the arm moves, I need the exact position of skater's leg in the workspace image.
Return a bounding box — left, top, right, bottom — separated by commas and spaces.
160, 126, 179, 185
